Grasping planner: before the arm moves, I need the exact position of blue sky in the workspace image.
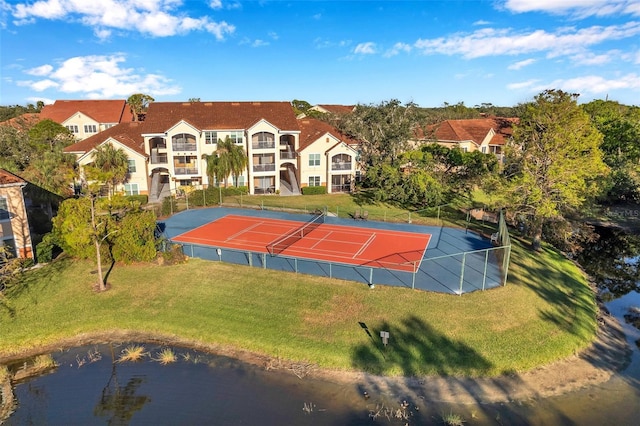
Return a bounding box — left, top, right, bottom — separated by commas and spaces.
1, 0, 639, 107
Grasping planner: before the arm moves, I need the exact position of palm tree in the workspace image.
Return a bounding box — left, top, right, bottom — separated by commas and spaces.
126, 93, 154, 122
203, 136, 247, 188
91, 144, 129, 199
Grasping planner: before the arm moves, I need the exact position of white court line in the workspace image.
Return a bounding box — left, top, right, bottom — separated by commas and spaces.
353, 233, 376, 259
225, 221, 265, 242
311, 230, 333, 250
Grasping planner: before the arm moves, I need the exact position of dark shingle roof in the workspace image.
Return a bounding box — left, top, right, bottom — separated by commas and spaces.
63, 122, 147, 156
431, 117, 518, 146
142, 101, 299, 134
0, 169, 26, 186
40, 100, 133, 124
297, 118, 360, 151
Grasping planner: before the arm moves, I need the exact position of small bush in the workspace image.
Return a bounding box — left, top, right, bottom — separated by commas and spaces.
301, 186, 327, 195
161, 196, 178, 216
36, 232, 61, 263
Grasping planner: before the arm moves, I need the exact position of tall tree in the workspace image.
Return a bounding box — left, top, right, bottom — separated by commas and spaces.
202, 136, 247, 187
28, 119, 74, 153
126, 93, 154, 122
90, 144, 130, 199
502, 89, 609, 249
334, 99, 423, 169
582, 100, 640, 203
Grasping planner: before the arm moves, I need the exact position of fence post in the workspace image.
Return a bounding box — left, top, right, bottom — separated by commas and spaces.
248, 252, 253, 267
458, 252, 466, 295
503, 245, 511, 285
369, 268, 373, 285
412, 262, 417, 289
482, 249, 489, 290
262, 253, 266, 268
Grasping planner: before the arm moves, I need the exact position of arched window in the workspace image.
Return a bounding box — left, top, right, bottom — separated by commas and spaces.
331, 153, 352, 170
252, 132, 275, 149
172, 133, 197, 151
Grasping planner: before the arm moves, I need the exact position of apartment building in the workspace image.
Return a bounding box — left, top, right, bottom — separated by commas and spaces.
64, 101, 362, 201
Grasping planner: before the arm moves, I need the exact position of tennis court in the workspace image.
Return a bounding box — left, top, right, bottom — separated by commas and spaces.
171, 214, 431, 272
161, 207, 505, 294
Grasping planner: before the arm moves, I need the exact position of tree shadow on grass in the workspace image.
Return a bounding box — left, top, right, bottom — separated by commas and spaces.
352, 315, 492, 377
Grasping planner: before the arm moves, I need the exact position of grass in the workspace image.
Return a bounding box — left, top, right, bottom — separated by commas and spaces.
0, 228, 597, 376
118, 345, 146, 362
154, 348, 177, 365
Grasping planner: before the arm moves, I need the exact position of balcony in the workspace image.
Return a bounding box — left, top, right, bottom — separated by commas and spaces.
331, 162, 352, 171
151, 153, 168, 164
331, 184, 352, 193
174, 167, 199, 175
253, 164, 276, 172
172, 143, 197, 151
252, 141, 275, 150
280, 151, 297, 160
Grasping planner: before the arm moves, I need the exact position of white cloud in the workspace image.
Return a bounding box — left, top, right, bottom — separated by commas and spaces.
570, 51, 618, 65
473, 20, 491, 26
508, 58, 536, 70
25, 64, 53, 76
549, 74, 640, 94
10, 0, 235, 40
209, 0, 222, 9
27, 96, 55, 105
251, 39, 269, 47
502, 0, 640, 18
17, 54, 180, 98
354, 42, 376, 55
413, 22, 640, 59
507, 79, 540, 89
384, 42, 412, 57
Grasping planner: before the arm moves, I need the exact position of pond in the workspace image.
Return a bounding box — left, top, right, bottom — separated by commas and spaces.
2, 226, 640, 425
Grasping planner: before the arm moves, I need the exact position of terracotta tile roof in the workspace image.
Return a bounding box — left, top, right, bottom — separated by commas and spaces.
40, 100, 134, 124
297, 117, 360, 151
0, 169, 26, 186
429, 117, 518, 146
63, 122, 147, 156
142, 101, 299, 134
315, 104, 355, 114
0, 113, 42, 130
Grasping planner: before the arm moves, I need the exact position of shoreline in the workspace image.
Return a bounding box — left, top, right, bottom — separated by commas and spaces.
0, 311, 631, 405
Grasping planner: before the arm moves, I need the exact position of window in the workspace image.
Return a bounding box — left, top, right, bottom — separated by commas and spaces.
127, 159, 136, 173
84, 124, 97, 133
205, 131, 218, 144
104, 124, 115, 129
66, 125, 78, 134
0, 197, 9, 220
230, 131, 244, 145
124, 183, 139, 196
309, 176, 321, 187
481, 146, 487, 154
309, 153, 321, 167
233, 175, 245, 186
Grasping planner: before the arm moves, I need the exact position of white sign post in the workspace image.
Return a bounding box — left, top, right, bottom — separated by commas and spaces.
380, 331, 389, 347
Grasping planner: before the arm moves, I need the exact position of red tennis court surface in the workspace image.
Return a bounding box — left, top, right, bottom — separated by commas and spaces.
172, 214, 431, 272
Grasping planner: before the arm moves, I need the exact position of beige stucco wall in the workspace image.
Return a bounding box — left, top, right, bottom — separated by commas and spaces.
62, 112, 101, 141
0, 185, 33, 259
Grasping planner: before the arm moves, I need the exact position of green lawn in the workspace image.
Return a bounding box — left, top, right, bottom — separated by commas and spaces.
0, 232, 597, 377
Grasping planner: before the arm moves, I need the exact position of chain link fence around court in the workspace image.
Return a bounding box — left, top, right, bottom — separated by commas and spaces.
165, 206, 512, 295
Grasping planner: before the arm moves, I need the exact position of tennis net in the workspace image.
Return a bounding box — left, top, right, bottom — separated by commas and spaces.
267, 212, 325, 256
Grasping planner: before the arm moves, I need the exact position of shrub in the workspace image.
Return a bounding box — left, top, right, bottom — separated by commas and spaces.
301, 186, 327, 195
161, 196, 177, 216
36, 232, 61, 263
111, 210, 157, 263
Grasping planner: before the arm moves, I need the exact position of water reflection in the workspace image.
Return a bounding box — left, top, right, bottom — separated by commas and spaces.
576, 226, 640, 297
